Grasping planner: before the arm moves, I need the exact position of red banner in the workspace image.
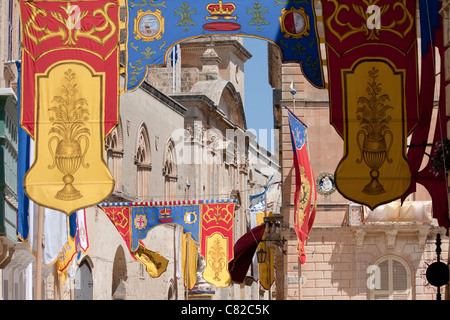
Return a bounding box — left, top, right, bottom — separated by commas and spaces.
200, 202, 235, 287
20, 0, 119, 138
19, 0, 119, 214
99, 204, 169, 278
323, 0, 419, 209
287, 108, 317, 264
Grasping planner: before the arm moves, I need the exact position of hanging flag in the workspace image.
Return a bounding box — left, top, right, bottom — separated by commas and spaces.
124, 0, 324, 91
19, 0, 119, 215
286, 107, 316, 264
255, 212, 274, 290
228, 224, 265, 284
248, 190, 266, 281
17, 135, 88, 267
76, 209, 89, 253
181, 232, 198, 290
402, 0, 440, 196
16, 60, 32, 243
249, 190, 265, 231
134, 242, 169, 278
402, 0, 449, 231
266, 181, 281, 213
98, 203, 170, 278
57, 213, 78, 275
130, 201, 202, 252
322, 0, 419, 209
414, 2, 450, 231
99, 199, 236, 287
18, 202, 84, 268
200, 200, 235, 288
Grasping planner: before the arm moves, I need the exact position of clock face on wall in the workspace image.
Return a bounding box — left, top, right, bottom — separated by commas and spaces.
316, 173, 336, 195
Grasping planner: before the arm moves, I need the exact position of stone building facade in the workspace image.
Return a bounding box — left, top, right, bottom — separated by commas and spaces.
2, 0, 449, 301
0, 12, 281, 298
269, 2, 450, 300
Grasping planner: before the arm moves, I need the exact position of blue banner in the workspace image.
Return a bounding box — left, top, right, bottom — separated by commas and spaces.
131, 202, 201, 250
124, 0, 324, 91
16, 60, 31, 242
100, 200, 235, 251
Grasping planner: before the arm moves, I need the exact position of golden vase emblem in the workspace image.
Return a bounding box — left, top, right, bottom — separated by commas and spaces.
207, 237, 226, 281
47, 69, 90, 201
356, 67, 393, 195
356, 132, 393, 195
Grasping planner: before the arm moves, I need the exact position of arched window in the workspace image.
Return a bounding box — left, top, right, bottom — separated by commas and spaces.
105, 123, 123, 193
135, 124, 151, 200
369, 255, 412, 300
163, 139, 177, 200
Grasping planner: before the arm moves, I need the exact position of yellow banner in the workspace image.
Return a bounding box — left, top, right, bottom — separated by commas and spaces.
181, 232, 198, 290
134, 244, 169, 278
256, 212, 274, 290
335, 60, 411, 209
24, 62, 114, 214
202, 233, 231, 288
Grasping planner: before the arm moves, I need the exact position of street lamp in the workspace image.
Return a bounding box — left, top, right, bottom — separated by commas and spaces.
257, 248, 267, 264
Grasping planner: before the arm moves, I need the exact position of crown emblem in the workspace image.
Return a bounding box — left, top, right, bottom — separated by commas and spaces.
159, 208, 172, 216
206, 1, 237, 20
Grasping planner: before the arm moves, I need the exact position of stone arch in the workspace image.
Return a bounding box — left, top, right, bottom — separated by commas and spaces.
74, 257, 94, 300
368, 254, 413, 300
112, 245, 128, 300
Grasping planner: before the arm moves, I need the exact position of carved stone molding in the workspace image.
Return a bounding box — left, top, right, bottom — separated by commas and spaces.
353, 229, 366, 249
385, 230, 398, 249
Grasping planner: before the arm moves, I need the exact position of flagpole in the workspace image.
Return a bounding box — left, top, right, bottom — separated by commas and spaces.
264, 182, 272, 300
298, 257, 302, 300
35, 205, 44, 300
290, 81, 297, 114
185, 234, 189, 300
53, 265, 61, 300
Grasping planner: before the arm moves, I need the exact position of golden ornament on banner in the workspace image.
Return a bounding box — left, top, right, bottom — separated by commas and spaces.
356, 67, 393, 195
203, 233, 230, 287
47, 69, 90, 201
335, 60, 411, 210
24, 62, 114, 215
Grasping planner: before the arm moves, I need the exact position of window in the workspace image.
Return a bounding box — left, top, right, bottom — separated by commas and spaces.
105, 124, 123, 193
7, 0, 14, 62
369, 255, 412, 300
163, 139, 177, 200
135, 124, 151, 200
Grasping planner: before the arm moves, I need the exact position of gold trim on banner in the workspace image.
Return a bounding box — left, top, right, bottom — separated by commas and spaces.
133, 9, 165, 42
324, 0, 413, 41
296, 166, 310, 227
24, 1, 117, 46
202, 204, 233, 229
279, 7, 310, 39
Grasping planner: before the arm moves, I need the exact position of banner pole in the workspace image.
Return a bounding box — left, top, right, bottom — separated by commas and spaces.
35, 205, 44, 300
290, 81, 296, 114
185, 234, 189, 300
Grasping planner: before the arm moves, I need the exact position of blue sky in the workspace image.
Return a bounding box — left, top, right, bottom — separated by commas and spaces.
243, 37, 275, 152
